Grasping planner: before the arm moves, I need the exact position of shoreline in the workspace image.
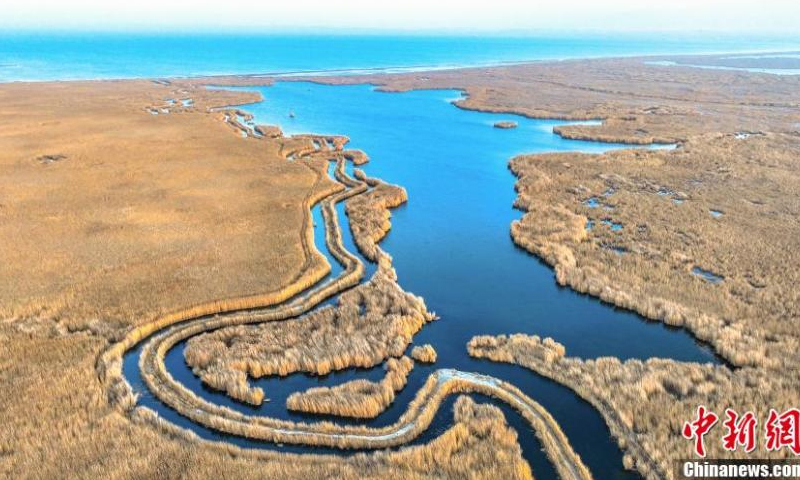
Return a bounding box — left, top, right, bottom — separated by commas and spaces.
3, 49, 800, 85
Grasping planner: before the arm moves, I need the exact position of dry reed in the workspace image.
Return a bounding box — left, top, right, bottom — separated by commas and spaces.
286, 356, 414, 418
410, 345, 437, 364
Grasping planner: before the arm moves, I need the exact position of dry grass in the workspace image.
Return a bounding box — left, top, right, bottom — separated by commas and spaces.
469, 334, 800, 480
129, 160, 438, 447
0, 80, 337, 333
147, 324, 590, 468
345, 173, 409, 261
507, 133, 800, 370
410, 344, 438, 363
0, 78, 535, 479
97, 155, 341, 409
379, 396, 533, 480
183, 268, 433, 405
472, 114, 800, 480
343, 149, 370, 166
179, 159, 428, 405
286, 356, 414, 418
0, 323, 532, 480
125, 160, 574, 470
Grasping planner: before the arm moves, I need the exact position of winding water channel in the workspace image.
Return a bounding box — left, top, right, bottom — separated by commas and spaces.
124, 82, 718, 480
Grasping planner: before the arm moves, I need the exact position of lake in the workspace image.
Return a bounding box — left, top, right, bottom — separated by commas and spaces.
126, 81, 720, 480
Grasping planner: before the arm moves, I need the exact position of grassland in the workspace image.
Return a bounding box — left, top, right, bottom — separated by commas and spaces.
182, 258, 433, 406
0, 78, 535, 479
0, 329, 532, 480
0, 81, 332, 332
507, 133, 800, 369
175, 158, 430, 407
344, 174, 409, 261
495, 132, 800, 479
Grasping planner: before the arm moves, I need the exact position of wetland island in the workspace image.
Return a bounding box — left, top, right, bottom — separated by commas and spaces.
2, 10, 800, 480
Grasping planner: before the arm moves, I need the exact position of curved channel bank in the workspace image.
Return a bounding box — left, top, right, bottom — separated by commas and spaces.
118, 82, 722, 480
119, 134, 593, 479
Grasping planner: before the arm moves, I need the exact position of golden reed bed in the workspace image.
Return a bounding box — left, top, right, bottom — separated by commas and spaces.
286, 356, 415, 419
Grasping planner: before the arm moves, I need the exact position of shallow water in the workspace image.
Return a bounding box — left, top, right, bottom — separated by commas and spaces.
647, 59, 800, 75
692, 267, 724, 284
723, 53, 800, 60
125, 82, 722, 479
601, 219, 624, 231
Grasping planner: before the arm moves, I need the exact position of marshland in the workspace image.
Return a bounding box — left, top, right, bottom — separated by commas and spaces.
119, 78, 724, 480
4, 50, 800, 480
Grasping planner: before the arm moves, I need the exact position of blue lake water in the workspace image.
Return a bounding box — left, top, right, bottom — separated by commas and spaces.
235, 82, 715, 361
124, 82, 722, 480
1, 32, 798, 82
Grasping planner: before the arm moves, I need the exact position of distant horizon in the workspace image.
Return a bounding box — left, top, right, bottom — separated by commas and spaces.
5, 1, 800, 36
1, 29, 799, 51
2, 28, 800, 39
3, 30, 799, 83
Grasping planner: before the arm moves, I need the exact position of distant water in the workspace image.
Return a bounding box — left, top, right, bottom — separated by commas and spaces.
647, 60, 800, 75
1, 32, 798, 82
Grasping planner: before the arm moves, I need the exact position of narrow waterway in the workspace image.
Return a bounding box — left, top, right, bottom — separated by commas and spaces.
124, 82, 719, 480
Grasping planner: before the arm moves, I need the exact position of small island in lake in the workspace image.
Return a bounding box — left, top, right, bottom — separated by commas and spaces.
493, 120, 518, 129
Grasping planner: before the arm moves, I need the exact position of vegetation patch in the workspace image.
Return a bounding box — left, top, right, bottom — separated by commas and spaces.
345, 173, 408, 261
410, 344, 437, 363
184, 271, 434, 405
286, 356, 414, 418
508, 134, 800, 369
